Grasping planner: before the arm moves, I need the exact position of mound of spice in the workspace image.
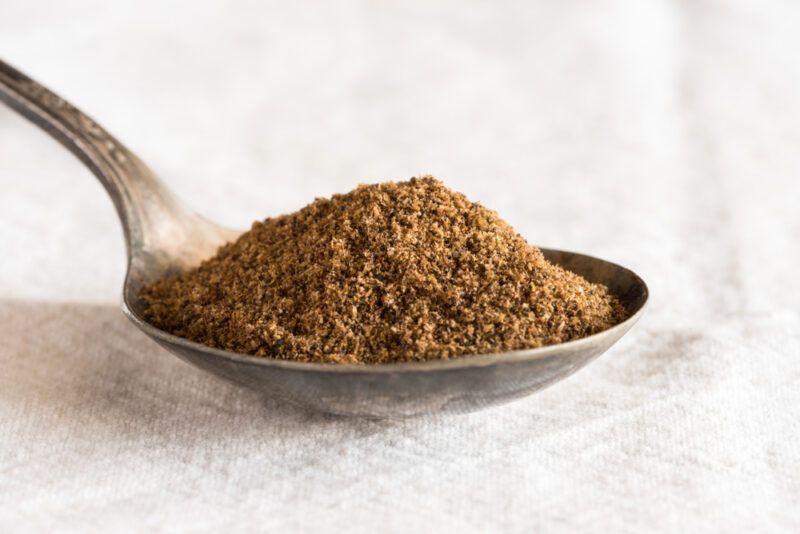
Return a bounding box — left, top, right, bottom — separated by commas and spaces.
142, 177, 626, 364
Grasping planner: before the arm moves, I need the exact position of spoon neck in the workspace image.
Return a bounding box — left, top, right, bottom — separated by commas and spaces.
0, 59, 232, 278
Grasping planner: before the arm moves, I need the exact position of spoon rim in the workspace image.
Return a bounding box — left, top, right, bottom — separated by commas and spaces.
122, 248, 648, 374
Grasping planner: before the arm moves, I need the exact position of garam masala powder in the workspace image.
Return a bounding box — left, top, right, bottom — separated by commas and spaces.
142, 176, 626, 364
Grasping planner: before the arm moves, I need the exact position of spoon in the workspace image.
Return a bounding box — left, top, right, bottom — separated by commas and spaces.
0, 59, 648, 417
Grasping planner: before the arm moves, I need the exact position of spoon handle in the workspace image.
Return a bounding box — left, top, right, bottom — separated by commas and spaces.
0, 58, 201, 263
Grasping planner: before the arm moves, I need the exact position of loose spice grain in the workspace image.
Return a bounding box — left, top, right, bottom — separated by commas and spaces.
142, 177, 626, 364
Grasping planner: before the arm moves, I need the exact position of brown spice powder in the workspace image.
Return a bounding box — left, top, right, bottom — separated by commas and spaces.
142, 177, 626, 364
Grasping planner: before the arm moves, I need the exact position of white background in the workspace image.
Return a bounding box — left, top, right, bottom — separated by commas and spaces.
1, 0, 799, 531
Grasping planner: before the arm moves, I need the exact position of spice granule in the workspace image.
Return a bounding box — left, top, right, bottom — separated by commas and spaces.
142, 177, 626, 364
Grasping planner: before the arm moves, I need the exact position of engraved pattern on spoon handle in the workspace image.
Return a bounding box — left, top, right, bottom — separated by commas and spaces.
0, 58, 186, 256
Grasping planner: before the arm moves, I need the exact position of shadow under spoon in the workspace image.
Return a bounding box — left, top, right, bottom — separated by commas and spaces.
0, 59, 648, 417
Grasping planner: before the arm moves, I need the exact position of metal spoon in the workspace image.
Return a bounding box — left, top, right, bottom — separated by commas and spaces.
0, 59, 648, 417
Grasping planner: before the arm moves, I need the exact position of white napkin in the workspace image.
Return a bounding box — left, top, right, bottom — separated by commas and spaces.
2, 0, 798, 531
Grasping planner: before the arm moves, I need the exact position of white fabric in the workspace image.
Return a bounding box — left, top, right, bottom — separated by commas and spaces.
1, 0, 799, 531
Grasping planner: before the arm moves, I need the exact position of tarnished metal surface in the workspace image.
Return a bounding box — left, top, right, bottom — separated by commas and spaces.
0, 58, 648, 417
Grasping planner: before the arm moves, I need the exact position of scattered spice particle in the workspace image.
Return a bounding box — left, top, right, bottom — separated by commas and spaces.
142, 177, 626, 364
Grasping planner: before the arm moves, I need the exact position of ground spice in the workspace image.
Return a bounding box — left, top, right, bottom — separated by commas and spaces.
142, 177, 626, 364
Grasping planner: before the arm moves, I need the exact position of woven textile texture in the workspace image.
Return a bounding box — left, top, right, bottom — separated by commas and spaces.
1, 0, 798, 531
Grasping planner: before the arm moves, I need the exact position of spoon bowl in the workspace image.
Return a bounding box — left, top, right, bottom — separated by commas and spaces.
124, 248, 647, 416
1, 59, 648, 417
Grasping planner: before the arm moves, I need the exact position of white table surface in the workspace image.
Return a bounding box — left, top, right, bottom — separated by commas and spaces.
1, 0, 799, 531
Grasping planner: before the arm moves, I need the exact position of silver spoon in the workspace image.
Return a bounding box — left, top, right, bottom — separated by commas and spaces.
0, 59, 648, 417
